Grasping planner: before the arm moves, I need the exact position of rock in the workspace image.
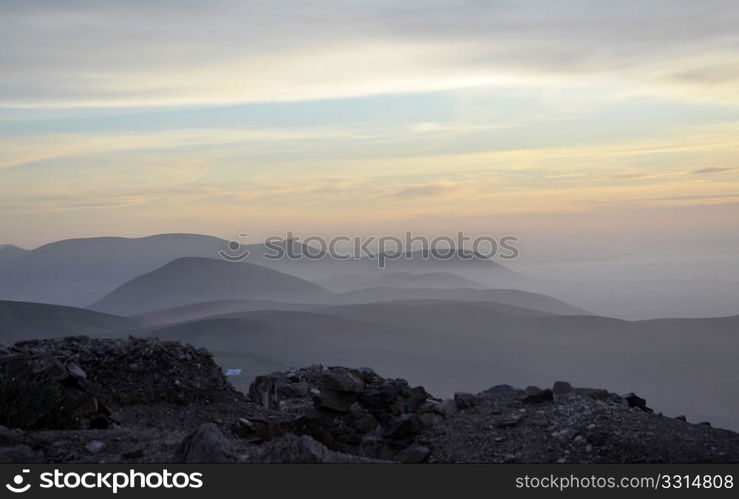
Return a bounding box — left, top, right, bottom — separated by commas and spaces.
503, 453, 517, 463
85, 440, 105, 454
496, 416, 522, 428
622, 393, 651, 412
382, 414, 422, 439
574, 388, 609, 401
351, 413, 379, 433
67, 362, 87, 380
121, 448, 144, 459
359, 434, 396, 460
0, 426, 24, 446
174, 423, 231, 463
249, 371, 316, 411
0, 353, 104, 430
0, 445, 41, 463
484, 384, 521, 396
248, 417, 282, 441
418, 400, 448, 427
419, 412, 443, 428
523, 389, 553, 404
315, 390, 357, 413
249, 376, 278, 409
439, 399, 457, 417
357, 377, 424, 417
1, 337, 233, 429
254, 434, 329, 463
395, 445, 430, 463
248, 375, 280, 410
6, 344, 736, 465
608, 393, 624, 405
321, 369, 365, 394
552, 381, 573, 396
675, 415, 687, 422
234, 418, 256, 437
402, 386, 429, 413
454, 392, 477, 409
89, 415, 110, 430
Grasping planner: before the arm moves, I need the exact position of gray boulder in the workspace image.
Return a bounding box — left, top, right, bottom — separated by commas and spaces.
321, 369, 365, 394
395, 445, 430, 464
454, 392, 478, 409
315, 390, 358, 413
174, 423, 231, 463
622, 393, 652, 412
0, 444, 41, 463
552, 381, 573, 397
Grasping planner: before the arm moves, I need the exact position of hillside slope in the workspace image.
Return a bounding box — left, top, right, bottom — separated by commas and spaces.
0, 300, 134, 344
89, 257, 329, 316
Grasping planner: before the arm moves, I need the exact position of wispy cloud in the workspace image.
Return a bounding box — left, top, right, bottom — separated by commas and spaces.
0, 127, 371, 169
693, 166, 735, 175
411, 122, 522, 133
2, 1, 739, 108
392, 183, 460, 198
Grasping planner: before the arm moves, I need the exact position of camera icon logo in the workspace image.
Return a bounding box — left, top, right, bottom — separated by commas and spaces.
218, 233, 250, 262
5, 469, 31, 494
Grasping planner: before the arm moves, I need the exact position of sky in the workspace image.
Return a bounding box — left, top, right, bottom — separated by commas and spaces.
1, 0, 738, 261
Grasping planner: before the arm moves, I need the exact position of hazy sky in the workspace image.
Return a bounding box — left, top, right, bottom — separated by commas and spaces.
1, 0, 738, 259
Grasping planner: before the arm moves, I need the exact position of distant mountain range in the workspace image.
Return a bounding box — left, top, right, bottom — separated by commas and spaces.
0, 244, 27, 264
315, 271, 485, 291
89, 257, 329, 316
316, 287, 589, 315
0, 234, 523, 307
0, 300, 134, 344
0, 234, 229, 306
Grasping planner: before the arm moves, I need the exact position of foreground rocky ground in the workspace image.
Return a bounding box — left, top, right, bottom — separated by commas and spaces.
1, 337, 738, 463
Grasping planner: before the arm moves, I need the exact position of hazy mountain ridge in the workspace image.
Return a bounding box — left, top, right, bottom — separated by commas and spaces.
0, 300, 135, 344
131, 285, 586, 328
133, 299, 316, 326
316, 287, 589, 315
0, 244, 27, 264
315, 271, 485, 291
0, 234, 230, 306
89, 256, 330, 316
0, 233, 525, 307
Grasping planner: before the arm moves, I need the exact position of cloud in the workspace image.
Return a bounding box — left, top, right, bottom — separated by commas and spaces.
0, 126, 370, 169
636, 193, 739, 202
693, 167, 735, 175
393, 183, 458, 198
411, 122, 522, 133
1, 1, 739, 107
